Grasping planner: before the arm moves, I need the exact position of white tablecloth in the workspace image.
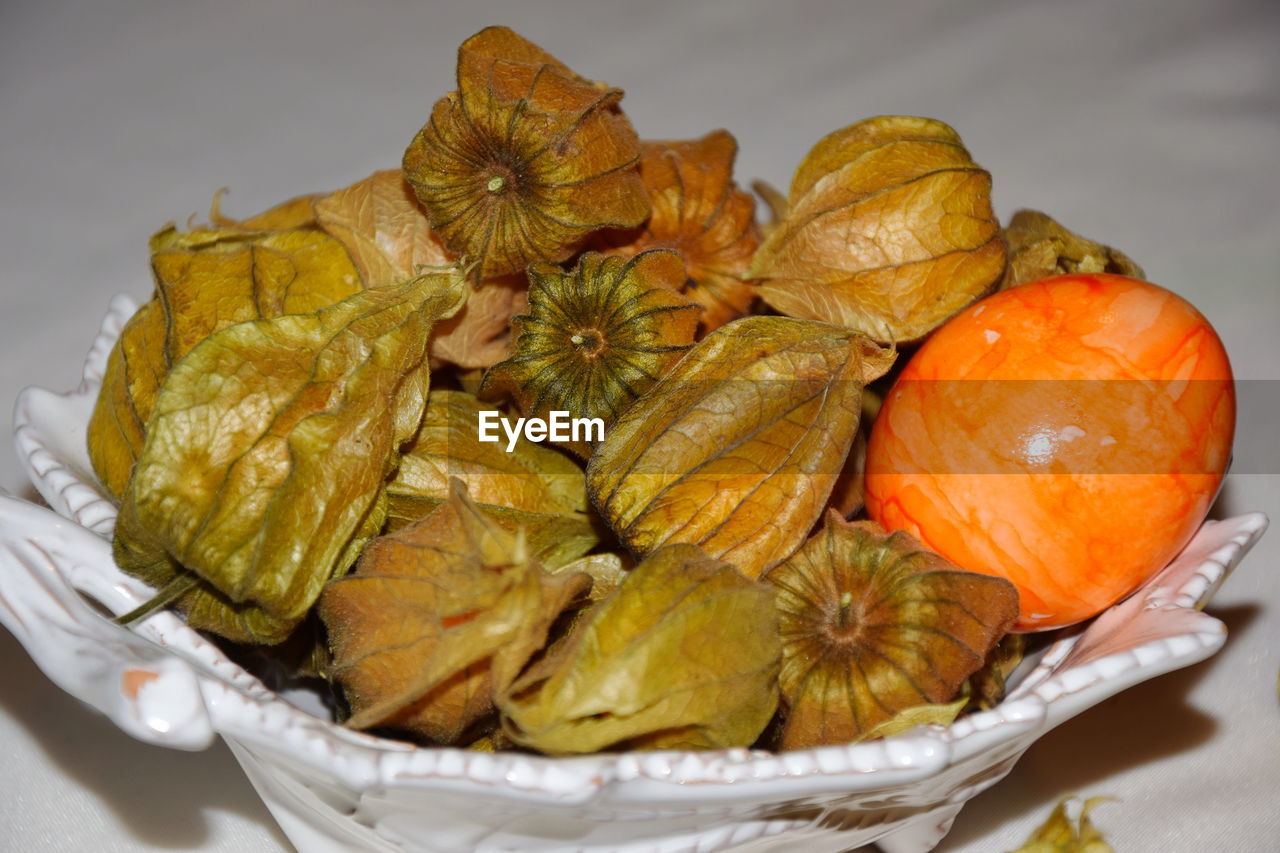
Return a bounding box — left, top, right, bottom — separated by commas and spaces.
2, 1, 1277, 850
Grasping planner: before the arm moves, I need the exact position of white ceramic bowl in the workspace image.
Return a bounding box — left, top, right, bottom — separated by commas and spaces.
2, 294, 1268, 853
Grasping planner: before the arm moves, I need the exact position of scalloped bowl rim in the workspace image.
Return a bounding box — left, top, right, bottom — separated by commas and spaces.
2, 293, 1268, 823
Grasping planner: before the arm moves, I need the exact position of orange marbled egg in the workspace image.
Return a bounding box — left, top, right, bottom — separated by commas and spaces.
864, 273, 1234, 630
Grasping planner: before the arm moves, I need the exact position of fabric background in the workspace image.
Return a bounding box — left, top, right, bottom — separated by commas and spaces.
1, 1, 1277, 850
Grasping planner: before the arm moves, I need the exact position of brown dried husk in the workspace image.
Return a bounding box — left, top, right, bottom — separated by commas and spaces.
1000, 208, 1145, 290
587, 316, 894, 579
314, 169, 527, 368
497, 543, 779, 754
320, 481, 589, 744
402, 26, 649, 279
750, 116, 1006, 344
600, 130, 761, 330
766, 513, 1019, 749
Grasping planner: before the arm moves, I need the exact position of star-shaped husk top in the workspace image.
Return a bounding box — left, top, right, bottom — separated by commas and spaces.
482, 249, 699, 457
765, 512, 1019, 749
402, 26, 650, 279
600, 130, 761, 331
319, 480, 590, 744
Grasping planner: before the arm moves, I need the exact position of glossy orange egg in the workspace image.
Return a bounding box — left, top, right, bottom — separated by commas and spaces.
864, 273, 1234, 630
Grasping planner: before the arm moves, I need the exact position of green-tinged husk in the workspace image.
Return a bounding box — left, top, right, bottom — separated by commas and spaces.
498, 543, 780, 754
113, 271, 465, 644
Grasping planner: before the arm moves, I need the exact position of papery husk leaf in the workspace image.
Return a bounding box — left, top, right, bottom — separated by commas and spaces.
314, 170, 454, 286
587, 316, 894, 579
964, 632, 1026, 711
1013, 797, 1116, 853
429, 276, 527, 368
750, 116, 1006, 344
402, 26, 648, 278
601, 131, 760, 330
385, 497, 600, 571
858, 697, 968, 741
320, 481, 589, 743
827, 426, 869, 518
113, 272, 465, 644
389, 389, 587, 516
466, 728, 516, 752
1001, 208, 1145, 290
751, 179, 788, 237
88, 300, 167, 498
154, 229, 364, 356
88, 227, 363, 498
498, 543, 779, 754
208, 189, 324, 232
549, 552, 629, 602
314, 169, 528, 368
766, 513, 1019, 749
484, 250, 699, 457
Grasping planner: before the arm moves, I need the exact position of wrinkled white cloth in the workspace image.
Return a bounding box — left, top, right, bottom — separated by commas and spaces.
1, 1, 1277, 850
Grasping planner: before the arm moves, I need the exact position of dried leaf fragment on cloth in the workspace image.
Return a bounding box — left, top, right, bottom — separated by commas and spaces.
483, 250, 699, 456
402, 26, 649, 278
1001, 208, 1144, 290
88, 227, 363, 498
587, 315, 894, 579
1012, 796, 1115, 853
750, 115, 1006, 344
320, 481, 590, 744
313, 168, 525, 368
765, 513, 1019, 749
498, 543, 779, 754
112, 271, 466, 644
600, 130, 761, 330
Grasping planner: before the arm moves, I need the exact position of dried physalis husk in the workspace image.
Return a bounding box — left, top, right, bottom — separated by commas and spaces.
88, 226, 364, 498
1001, 208, 1145, 290
386, 389, 599, 567
750, 116, 1006, 344
857, 697, 969, 741
765, 513, 1019, 749
587, 316, 894, 579
112, 272, 465, 644
428, 277, 527, 369
402, 26, 649, 279
390, 390, 587, 515
497, 543, 779, 754
313, 169, 526, 368
1013, 797, 1115, 853
827, 425, 869, 518
548, 552, 629, 603
600, 131, 761, 331
320, 481, 589, 744
483, 250, 699, 457
207, 188, 325, 232
963, 632, 1026, 711
314, 170, 455, 286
